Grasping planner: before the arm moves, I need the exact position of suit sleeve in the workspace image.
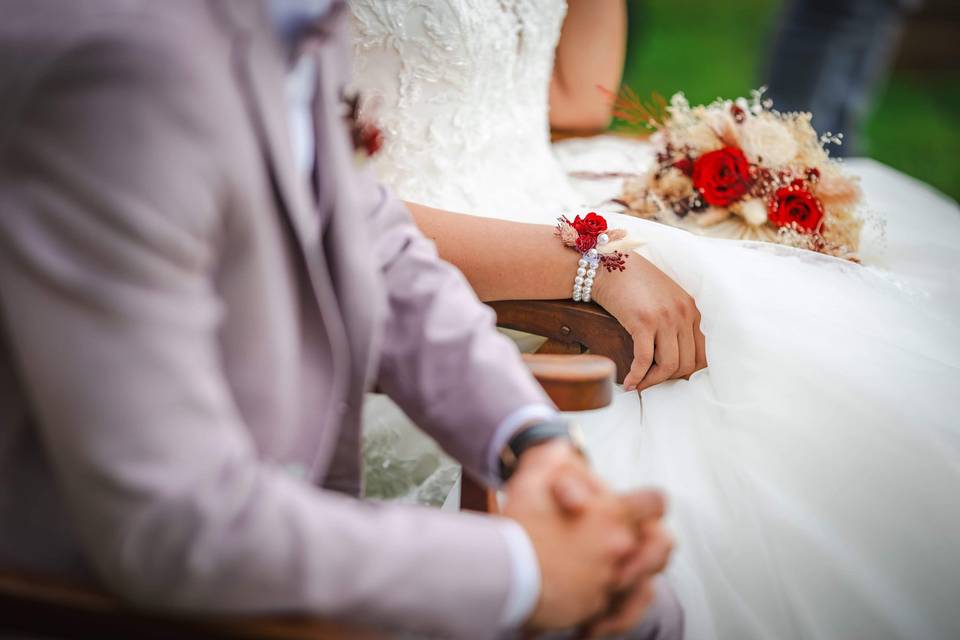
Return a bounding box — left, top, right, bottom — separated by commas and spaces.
0, 25, 515, 639
357, 177, 553, 482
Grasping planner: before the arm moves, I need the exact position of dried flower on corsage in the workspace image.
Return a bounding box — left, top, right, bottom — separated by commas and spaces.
613, 89, 864, 261
556, 212, 630, 303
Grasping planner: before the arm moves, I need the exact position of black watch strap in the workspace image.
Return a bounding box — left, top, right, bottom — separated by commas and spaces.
498, 417, 576, 481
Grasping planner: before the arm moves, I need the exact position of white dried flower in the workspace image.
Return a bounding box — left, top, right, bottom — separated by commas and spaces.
695, 207, 732, 227
740, 117, 798, 167
734, 198, 768, 227
674, 121, 724, 153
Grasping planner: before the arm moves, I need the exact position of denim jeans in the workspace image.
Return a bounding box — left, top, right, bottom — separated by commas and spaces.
763, 0, 916, 156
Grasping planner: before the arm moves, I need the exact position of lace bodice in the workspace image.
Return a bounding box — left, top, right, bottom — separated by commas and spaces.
349, 0, 586, 217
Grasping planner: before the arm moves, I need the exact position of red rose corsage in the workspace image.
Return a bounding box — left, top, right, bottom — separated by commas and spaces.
555, 212, 630, 303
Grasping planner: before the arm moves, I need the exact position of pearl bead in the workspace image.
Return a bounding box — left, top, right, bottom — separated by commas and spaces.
586, 248, 598, 259
582, 293, 592, 302
578, 258, 588, 268
576, 267, 586, 277
597, 233, 609, 245
574, 275, 584, 285
572, 292, 582, 302
586, 268, 597, 278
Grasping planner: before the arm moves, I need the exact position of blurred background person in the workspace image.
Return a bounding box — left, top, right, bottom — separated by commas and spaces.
763, 0, 921, 157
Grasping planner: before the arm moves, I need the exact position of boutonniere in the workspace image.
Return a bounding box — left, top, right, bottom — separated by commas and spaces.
342, 91, 383, 164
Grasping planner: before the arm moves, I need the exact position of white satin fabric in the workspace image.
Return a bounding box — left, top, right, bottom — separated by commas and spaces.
348, 1, 960, 638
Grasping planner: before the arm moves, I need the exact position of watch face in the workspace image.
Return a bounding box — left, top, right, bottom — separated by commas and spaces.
509, 419, 573, 455
501, 418, 573, 481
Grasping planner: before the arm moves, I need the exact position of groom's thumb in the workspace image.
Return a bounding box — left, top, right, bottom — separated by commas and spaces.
551, 474, 592, 515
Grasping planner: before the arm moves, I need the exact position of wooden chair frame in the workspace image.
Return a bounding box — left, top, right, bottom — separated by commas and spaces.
489, 299, 633, 384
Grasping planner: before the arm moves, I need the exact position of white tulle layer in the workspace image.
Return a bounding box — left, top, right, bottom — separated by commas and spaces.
549, 138, 960, 640
362, 132, 960, 638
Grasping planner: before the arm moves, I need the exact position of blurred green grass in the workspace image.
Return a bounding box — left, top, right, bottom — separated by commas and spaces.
616, 0, 960, 201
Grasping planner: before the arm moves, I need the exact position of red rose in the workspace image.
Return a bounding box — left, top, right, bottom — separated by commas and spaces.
575, 233, 597, 253
360, 124, 383, 157
571, 212, 608, 237
768, 185, 824, 232
692, 146, 752, 207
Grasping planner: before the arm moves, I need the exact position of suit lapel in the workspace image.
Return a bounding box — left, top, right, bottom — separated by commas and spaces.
210, 0, 353, 475
213, 0, 321, 257
307, 7, 383, 405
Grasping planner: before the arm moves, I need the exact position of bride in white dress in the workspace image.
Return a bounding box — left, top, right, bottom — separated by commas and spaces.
348, 1, 960, 638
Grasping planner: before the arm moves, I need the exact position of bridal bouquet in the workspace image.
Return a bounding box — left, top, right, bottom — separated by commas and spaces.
614, 89, 864, 261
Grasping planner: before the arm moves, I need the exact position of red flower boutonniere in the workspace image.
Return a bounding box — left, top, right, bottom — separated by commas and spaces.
343, 91, 383, 161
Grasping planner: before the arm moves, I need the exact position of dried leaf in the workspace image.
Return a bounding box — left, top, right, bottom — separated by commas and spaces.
600, 85, 669, 131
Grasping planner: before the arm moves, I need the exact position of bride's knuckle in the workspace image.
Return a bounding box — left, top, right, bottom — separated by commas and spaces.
638, 309, 658, 327
608, 531, 633, 559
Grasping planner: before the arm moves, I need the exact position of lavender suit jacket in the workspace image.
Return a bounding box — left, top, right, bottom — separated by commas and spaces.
0, 1, 550, 636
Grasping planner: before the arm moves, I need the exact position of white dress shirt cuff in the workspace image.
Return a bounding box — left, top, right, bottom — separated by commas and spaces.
496, 518, 542, 630
486, 403, 558, 486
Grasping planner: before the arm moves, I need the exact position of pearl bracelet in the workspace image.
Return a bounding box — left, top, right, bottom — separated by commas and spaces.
572, 248, 600, 303
556, 212, 630, 304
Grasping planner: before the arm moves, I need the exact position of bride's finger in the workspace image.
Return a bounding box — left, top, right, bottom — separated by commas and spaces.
694, 316, 708, 371
623, 329, 655, 391
638, 330, 679, 391
677, 322, 696, 378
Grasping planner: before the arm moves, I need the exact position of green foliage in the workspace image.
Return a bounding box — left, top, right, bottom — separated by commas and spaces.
865, 75, 960, 200
617, 0, 960, 201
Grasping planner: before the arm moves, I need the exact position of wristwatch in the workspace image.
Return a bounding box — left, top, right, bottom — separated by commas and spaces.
498, 417, 587, 481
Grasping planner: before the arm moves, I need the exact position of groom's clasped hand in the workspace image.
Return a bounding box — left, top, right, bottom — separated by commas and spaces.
502, 441, 672, 636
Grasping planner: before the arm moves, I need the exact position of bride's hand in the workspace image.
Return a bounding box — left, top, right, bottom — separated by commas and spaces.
592, 255, 707, 391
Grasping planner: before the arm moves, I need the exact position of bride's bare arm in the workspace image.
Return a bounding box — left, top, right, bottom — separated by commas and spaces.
407, 203, 575, 302
549, 0, 627, 132
407, 202, 707, 391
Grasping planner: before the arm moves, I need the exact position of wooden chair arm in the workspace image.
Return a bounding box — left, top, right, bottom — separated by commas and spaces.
489, 299, 633, 384
520, 353, 615, 412
0, 570, 380, 639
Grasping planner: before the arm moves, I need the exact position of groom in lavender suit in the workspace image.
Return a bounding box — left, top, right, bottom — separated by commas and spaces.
0, 1, 681, 637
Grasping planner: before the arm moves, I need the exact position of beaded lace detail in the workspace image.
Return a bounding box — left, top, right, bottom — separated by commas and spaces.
349, 0, 586, 217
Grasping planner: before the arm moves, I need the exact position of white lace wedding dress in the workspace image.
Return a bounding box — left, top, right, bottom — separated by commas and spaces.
348, 1, 960, 638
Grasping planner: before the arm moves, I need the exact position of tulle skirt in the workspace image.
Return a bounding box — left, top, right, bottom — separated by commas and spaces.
553, 137, 960, 639
364, 135, 960, 638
